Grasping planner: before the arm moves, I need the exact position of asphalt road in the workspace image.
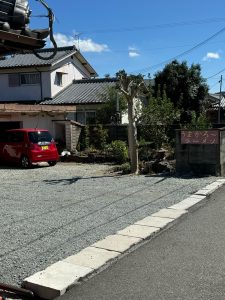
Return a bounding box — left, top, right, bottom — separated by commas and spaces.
0, 163, 216, 285
59, 185, 225, 300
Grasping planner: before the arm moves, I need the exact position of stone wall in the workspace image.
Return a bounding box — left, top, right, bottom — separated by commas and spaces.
176, 129, 225, 176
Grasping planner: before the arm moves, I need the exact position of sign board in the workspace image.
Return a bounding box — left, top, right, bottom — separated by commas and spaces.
181, 130, 219, 144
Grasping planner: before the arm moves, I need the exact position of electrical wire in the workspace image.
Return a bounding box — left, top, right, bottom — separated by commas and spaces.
206, 68, 225, 79
78, 17, 225, 35
132, 26, 225, 74
209, 80, 220, 91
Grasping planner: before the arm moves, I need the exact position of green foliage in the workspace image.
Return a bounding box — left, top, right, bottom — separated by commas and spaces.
154, 60, 209, 112
111, 140, 128, 164
96, 87, 127, 124
80, 126, 90, 150
115, 162, 131, 174
91, 124, 108, 150
139, 89, 179, 149
183, 111, 212, 130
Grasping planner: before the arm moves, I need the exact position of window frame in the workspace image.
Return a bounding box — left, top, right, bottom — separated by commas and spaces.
20, 73, 41, 86
55, 72, 63, 87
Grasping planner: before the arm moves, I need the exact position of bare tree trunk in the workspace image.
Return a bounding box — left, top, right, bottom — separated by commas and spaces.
127, 100, 139, 174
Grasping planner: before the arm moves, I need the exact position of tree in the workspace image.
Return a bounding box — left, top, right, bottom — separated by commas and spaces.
96, 87, 127, 124
139, 88, 179, 148
154, 60, 208, 113
116, 70, 147, 174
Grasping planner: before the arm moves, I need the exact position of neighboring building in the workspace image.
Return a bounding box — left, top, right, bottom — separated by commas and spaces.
207, 92, 225, 123
42, 78, 118, 124
0, 45, 97, 103
0, 46, 97, 151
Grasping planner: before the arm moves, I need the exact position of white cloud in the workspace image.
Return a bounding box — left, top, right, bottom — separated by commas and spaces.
128, 47, 140, 58
129, 51, 140, 57
53, 33, 109, 53
203, 52, 220, 61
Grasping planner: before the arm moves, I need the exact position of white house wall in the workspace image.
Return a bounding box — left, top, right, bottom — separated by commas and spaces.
40, 72, 52, 100
50, 58, 91, 98
0, 56, 92, 102
0, 73, 42, 101
0, 113, 65, 137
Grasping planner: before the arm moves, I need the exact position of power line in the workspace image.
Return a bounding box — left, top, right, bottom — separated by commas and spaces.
77, 17, 225, 35
206, 68, 225, 79
132, 26, 225, 74
111, 39, 225, 54
209, 80, 220, 90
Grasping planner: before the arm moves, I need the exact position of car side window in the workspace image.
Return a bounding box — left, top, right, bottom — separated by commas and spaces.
7, 132, 24, 143
0, 132, 7, 142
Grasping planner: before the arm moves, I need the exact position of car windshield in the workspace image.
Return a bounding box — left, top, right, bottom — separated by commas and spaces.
28, 131, 52, 144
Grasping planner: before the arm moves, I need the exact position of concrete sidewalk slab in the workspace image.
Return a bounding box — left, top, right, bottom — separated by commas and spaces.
135, 216, 174, 228
117, 224, 160, 239
169, 195, 206, 211
63, 247, 120, 270
23, 261, 93, 299
151, 208, 187, 219
92, 235, 141, 253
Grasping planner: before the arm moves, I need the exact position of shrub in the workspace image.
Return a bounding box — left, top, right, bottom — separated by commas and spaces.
115, 162, 131, 174
80, 126, 90, 151
91, 124, 108, 150
111, 140, 128, 164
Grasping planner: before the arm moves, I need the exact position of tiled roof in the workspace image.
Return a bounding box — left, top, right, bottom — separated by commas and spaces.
208, 93, 225, 108
42, 78, 118, 105
0, 46, 97, 75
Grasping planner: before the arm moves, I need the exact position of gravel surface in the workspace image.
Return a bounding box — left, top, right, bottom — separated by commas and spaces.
0, 162, 217, 285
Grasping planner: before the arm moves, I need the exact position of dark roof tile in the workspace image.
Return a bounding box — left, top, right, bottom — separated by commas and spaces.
0, 46, 97, 77
41, 78, 117, 105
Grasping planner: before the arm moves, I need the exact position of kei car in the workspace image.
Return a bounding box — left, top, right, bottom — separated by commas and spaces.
0, 128, 59, 168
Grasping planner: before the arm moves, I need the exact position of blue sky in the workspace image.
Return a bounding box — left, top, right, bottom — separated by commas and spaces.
30, 0, 225, 92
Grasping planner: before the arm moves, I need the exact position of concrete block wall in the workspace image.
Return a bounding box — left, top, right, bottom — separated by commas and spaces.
176, 129, 225, 176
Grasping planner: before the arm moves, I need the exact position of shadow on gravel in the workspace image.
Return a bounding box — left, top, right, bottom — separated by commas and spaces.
43, 174, 120, 185
145, 172, 213, 181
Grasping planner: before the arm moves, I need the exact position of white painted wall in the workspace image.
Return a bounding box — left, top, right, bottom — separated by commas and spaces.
0, 113, 65, 137
0, 73, 42, 101
0, 55, 92, 102
50, 58, 91, 98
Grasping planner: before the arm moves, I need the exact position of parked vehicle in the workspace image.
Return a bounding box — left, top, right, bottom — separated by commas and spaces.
0, 128, 59, 168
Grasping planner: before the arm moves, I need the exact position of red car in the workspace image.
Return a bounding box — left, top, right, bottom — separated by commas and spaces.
0, 128, 59, 168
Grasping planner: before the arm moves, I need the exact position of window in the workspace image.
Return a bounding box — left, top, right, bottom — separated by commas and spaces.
28, 131, 53, 144
75, 112, 85, 124
8, 74, 20, 87
7, 132, 24, 143
55, 72, 63, 86
75, 111, 96, 124
86, 112, 96, 124
20, 73, 40, 85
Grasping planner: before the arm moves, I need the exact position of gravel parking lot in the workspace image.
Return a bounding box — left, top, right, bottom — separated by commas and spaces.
0, 162, 217, 285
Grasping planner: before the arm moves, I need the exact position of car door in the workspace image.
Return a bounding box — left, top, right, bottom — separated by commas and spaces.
3, 132, 24, 162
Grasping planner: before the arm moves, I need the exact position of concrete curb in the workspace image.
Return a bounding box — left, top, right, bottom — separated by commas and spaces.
22, 178, 225, 299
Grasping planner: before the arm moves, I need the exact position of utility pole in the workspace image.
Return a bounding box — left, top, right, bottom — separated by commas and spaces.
218, 75, 223, 124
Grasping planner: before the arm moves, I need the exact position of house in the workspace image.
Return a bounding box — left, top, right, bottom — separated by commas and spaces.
207, 92, 225, 123
0, 46, 98, 151
42, 77, 118, 124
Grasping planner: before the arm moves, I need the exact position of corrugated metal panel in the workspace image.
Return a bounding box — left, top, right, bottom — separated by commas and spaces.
42, 78, 118, 105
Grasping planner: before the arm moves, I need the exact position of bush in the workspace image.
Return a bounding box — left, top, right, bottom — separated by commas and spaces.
80, 126, 90, 151
115, 162, 131, 174
90, 124, 108, 150
111, 140, 128, 164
